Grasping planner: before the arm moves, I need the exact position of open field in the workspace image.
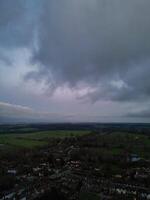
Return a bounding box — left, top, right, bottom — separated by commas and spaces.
0, 130, 90, 149
0, 128, 150, 158
0, 128, 150, 159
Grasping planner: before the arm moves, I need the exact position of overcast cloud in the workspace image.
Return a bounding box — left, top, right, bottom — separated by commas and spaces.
0, 0, 150, 122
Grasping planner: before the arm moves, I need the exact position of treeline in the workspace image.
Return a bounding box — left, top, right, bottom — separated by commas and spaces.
0, 123, 150, 135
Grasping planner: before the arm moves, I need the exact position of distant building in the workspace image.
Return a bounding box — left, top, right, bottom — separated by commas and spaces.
7, 169, 17, 175
128, 154, 141, 162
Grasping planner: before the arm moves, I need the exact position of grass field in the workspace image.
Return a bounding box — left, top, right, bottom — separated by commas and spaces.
0, 130, 90, 149
0, 130, 150, 159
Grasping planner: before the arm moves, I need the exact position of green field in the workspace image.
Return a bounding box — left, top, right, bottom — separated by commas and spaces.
0, 130, 89, 149
0, 130, 150, 159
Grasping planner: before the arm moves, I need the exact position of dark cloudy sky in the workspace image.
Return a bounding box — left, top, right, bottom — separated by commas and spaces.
0, 0, 150, 123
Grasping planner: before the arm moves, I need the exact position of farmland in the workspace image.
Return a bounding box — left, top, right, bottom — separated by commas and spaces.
0, 130, 90, 149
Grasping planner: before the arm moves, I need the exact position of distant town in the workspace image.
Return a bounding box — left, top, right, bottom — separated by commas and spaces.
0, 123, 150, 199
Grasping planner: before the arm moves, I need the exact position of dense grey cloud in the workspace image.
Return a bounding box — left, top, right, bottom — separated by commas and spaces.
126, 108, 150, 118
1, 0, 150, 102
0, 0, 37, 50
1, 0, 150, 122
28, 0, 150, 103
81, 60, 150, 102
